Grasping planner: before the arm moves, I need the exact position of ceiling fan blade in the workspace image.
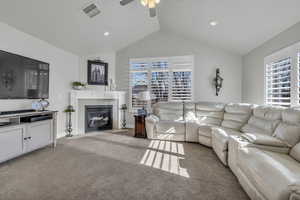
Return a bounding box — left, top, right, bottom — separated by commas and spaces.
120, 0, 135, 6
149, 8, 156, 17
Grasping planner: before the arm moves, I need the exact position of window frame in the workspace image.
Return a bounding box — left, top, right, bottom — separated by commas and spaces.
129, 55, 194, 112
264, 44, 299, 107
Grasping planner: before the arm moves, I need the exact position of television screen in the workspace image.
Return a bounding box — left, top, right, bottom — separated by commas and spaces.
0, 50, 49, 99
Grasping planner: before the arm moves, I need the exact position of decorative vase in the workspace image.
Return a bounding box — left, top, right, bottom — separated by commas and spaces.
73, 85, 85, 90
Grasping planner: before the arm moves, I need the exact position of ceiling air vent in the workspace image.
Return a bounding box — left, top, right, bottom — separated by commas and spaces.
82, 2, 101, 18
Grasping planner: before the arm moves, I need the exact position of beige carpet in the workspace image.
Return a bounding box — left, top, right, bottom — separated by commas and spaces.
0, 132, 249, 200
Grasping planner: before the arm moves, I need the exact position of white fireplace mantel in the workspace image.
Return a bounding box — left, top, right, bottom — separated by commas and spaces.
70, 90, 126, 135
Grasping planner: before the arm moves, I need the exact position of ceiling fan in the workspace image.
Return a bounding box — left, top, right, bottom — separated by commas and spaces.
120, 0, 160, 18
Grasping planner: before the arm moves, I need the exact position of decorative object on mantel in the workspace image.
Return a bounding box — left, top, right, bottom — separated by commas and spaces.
64, 105, 75, 137
108, 78, 116, 91
32, 98, 50, 111
214, 68, 223, 96
87, 60, 108, 85
72, 81, 86, 90
120, 104, 127, 129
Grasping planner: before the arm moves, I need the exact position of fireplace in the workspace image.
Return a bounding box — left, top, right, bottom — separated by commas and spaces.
85, 105, 113, 133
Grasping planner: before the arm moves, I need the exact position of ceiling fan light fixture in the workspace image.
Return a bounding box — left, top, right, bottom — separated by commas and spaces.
141, 0, 148, 7
149, 1, 156, 8
140, 0, 159, 8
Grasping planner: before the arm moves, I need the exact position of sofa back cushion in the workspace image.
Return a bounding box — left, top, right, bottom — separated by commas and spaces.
184, 102, 196, 121
153, 102, 184, 121
273, 108, 300, 147
221, 103, 252, 130
241, 106, 283, 135
194, 102, 225, 126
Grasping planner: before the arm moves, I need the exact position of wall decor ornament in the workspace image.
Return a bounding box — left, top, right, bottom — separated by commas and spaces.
214, 68, 223, 96
87, 60, 108, 85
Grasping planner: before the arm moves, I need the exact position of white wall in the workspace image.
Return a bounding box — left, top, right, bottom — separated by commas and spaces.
0, 22, 79, 138
79, 52, 116, 92
116, 30, 243, 126
243, 22, 300, 104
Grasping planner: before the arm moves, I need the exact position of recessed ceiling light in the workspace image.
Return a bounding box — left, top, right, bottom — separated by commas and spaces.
104, 32, 110, 36
209, 21, 218, 26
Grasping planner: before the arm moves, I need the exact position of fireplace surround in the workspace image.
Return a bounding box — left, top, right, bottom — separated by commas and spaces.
70, 91, 126, 135
85, 105, 113, 133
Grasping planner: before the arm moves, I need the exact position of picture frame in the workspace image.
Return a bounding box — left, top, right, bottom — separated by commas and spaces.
87, 60, 108, 85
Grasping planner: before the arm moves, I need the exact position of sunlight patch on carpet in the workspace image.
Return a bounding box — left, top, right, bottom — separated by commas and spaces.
140, 140, 189, 178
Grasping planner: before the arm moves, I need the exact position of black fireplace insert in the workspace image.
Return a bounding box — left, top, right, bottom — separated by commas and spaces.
85, 105, 113, 133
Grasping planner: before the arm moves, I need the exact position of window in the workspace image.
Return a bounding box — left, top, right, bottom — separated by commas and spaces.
265, 57, 291, 106
130, 56, 194, 110
264, 42, 300, 107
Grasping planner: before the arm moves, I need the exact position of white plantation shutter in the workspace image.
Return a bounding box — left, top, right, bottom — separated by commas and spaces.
151, 71, 169, 102
170, 57, 193, 101
130, 62, 149, 109
171, 71, 192, 101
130, 56, 194, 110
150, 61, 169, 102
265, 57, 291, 106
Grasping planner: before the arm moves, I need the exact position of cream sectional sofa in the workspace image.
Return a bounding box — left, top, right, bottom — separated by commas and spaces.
145, 101, 300, 200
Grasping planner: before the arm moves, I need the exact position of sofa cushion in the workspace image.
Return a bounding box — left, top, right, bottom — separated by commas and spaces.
273, 122, 300, 147
282, 108, 300, 125
241, 106, 283, 135
212, 128, 242, 151
184, 102, 196, 121
212, 127, 242, 165
253, 105, 283, 120
198, 125, 217, 137
221, 103, 252, 130
198, 135, 212, 147
153, 102, 183, 121
185, 121, 201, 142
195, 102, 225, 112
290, 143, 300, 162
156, 120, 185, 134
195, 102, 225, 126
242, 133, 288, 147
242, 116, 280, 135
238, 147, 300, 200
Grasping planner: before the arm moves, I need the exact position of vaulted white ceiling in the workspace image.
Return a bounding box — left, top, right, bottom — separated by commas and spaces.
158, 0, 300, 55
0, 0, 300, 55
0, 0, 159, 55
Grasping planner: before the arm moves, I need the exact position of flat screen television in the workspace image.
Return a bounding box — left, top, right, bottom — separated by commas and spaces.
0, 50, 49, 99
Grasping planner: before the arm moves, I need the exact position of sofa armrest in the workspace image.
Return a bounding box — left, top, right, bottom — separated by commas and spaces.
241, 133, 290, 154
145, 115, 160, 139
146, 114, 160, 124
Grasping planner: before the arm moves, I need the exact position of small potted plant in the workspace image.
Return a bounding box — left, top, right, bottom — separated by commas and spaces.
72, 81, 86, 90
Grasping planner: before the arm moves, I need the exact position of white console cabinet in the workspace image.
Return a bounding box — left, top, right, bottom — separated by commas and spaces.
0, 125, 25, 162
25, 120, 53, 153
0, 111, 57, 164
